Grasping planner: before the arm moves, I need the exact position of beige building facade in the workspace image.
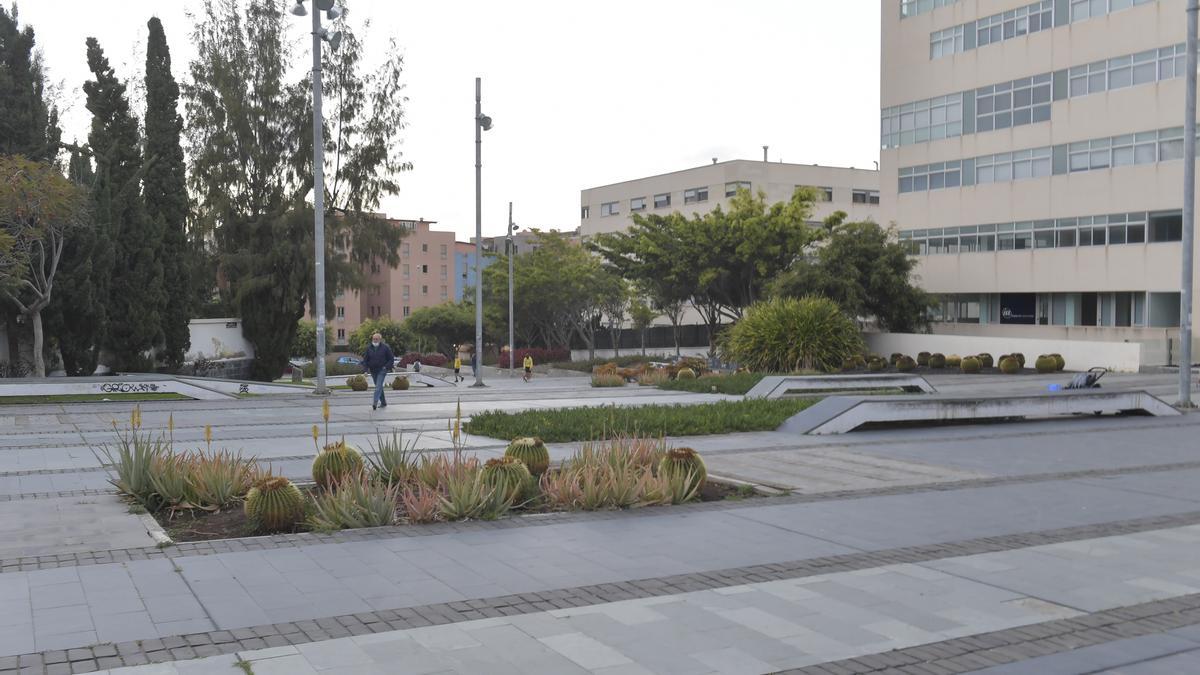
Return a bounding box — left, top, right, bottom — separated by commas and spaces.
580, 159, 880, 236
881, 0, 1194, 359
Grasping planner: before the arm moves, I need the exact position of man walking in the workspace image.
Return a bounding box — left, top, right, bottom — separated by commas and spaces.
360, 332, 395, 411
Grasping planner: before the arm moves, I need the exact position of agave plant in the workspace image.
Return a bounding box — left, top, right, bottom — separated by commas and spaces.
539, 467, 582, 510
95, 423, 171, 508
438, 469, 510, 521
190, 450, 258, 508
366, 430, 420, 485
149, 451, 197, 511
400, 484, 441, 524
309, 476, 399, 531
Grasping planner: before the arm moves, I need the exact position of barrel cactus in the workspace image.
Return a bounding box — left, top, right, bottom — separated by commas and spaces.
676, 367, 697, 380
481, 456, 531, 504
505, 437, 550, 476
244, 476, 305, 531
977, 353, 994, 368
889, 353, 903, 366
929, 353, 946, 369
960, 356, 981, 374
999, 355, 1020, 374
842, 357, 856, 371
896, 355, 916, 372
1012, 352, 1026, 368
1051, 353, 1065, 371
391, 376, 410, 391
852, 354, 866, 367
945, 354, 962, 368
347, 374, 369, 391
1035, 355, 1057, 374
658, 447, 707, 493
917, 351, 931, 366
312, 441, 364, 490
867, 357, 886, 372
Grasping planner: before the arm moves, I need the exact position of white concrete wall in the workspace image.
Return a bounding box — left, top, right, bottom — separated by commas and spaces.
570, 348, 710, 362
865, 333, 1142, 372
187, 319, 255, 361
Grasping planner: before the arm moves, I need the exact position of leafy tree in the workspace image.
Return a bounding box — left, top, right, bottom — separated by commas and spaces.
84, 36, 164, 370
348, 316, 413, 355
291, 319, 332, 360
770, 218, 932, 333
627, 296, 658, 356
41, 148, 99, 374
600, 278, 629, 357
403, 303, 473, 356
185, 0, 412, 380
0, 156, 90, 377
143, 17, 191, 370
0, 5, 60, 162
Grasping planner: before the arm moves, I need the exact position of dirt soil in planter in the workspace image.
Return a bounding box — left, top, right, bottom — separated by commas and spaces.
154, 479, 758, 544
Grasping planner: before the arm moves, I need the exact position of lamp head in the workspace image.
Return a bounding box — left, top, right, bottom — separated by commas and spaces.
326, 5, 343, 19
478, 114, 493, 131
328, 31, 343, 51
290, 1, 307, 16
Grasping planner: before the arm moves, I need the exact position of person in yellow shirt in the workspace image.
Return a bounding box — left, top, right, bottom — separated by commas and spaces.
522, 354, 534, 382
453, 354, 463, 383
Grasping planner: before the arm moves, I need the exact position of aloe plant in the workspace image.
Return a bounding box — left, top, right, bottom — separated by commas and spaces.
308, 476, 398, 530
366, 431, 419, 484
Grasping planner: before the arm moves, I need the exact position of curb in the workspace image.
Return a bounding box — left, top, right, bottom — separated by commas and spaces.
137, 511, 173, 548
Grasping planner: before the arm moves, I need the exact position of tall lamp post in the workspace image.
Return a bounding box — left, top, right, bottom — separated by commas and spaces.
1182, 0, 1198, 407
291, 0, 343, 396
507, 202, 518, 376
474, 77, 493, 387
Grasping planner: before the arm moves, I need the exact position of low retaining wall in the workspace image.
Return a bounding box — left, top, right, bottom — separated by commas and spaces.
569, 348, 709, 362
0, 375, 233, 401
865, 333, 1141, 372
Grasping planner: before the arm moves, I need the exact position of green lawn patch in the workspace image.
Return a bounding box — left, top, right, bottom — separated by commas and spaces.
0, 392, 192, 405
464, 398, 816, 442
657, 372, 767, 395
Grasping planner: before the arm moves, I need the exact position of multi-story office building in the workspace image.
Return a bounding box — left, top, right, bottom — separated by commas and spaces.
881, 0, 1191, 353
580, 159, 880, 236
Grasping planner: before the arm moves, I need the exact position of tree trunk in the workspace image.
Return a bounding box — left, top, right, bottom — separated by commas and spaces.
29, 310, 45, 378
672, 321, 681, 357
640, 328, 646, 356
610, 327, 620, 357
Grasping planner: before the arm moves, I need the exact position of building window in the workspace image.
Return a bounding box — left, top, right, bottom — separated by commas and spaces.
440, 244, 448, 259
1150, 211, 1184, 242
403, 305, 410, 317
403, 286, 410, 298
901, 0, 960, 18
581, 205, 590, 219
421, 264, 429, 273
370, 262, 380, 274
976, 1, 1053, 48
881, 94, 963, 149
337, 329, 345, 340
402, 264, 410, 278
653, 193, 671, 209
930, 24, 964, 59
723, 181, 750, 198
600, 201, 619, 216
421, 285, 428, 295
799, 186, 834, 202
336, 306, 345, 318
898, 161, 962, 193
683, 186, 709, 204
402, 243, 410, 257
976, 74, 1051, 133
440, 286, 448, 299
630, 197, 646, 212
852, 190, 880, 205
440, 264, 447, 278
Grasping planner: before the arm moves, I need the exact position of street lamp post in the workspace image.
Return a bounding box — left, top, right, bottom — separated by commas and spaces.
473, 77, 492, 387
507, 202, 517, 376
291, 0, 343, 396
1181, 0, 1198, 407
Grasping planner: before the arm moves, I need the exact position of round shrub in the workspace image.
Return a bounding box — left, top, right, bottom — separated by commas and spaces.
867, 358, 886, 372
676, 367, 697, 380
391, 376, 410, 391
347, 374, 369, 391
929, 353, 946, 369
1012, 352, 1026, 368
244, 476, 305, 532
482, 456, 531, 504
1035, 355, 1057, 374
658, 447, 707, 495
1051, 353, 1065, 371
977, 353, 994, 368
312, 441, 364, 490
719, 296, 864, 373
917, 351, 931, 366
945, 354, 962, 368
896, 355, 917, 372
960, 356, 981, 374
890, 353, 903, 365
999, 356, 1020, 374
505, 437, 550, 476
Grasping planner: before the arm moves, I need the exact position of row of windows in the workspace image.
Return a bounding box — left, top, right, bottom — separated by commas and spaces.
887, 44, 1180, 148
930, 291, 1178, 329
899, 126, 1190, 193
930, 0, 1155, 59
588, 183, 878, 217
898, 211, 1183, 254
901, 0, 959, 19
400, 243, 449, 258
400, 263, 447, 276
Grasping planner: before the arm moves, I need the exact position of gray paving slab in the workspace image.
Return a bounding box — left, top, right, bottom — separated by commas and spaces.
975, 633, 1200, 674
0, 496, 155, 559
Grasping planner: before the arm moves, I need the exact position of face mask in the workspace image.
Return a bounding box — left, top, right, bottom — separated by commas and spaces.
372, 341, 380, 347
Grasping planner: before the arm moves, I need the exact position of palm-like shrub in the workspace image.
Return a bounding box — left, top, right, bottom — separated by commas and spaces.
999, 356, 1020, 374
505, 437, 550, 475
312, 441, 364, 490
896, 355, 916, 372
929, 353, 946, 369
1035, 355, 1057, 373
960, 356, 981, 374
244, 476, 305, 532
347, 374, 369, 391
720, 296, 863, 373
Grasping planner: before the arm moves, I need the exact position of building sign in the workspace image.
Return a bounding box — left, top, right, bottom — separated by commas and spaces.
999, 293, 1036, 325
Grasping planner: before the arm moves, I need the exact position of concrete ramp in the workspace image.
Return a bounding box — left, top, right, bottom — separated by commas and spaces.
0, 375, 236, 401
780, 389, 1181, 435
745, 374, 936, 399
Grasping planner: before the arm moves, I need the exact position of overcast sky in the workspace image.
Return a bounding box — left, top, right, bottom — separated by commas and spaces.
18, 0, 881, 240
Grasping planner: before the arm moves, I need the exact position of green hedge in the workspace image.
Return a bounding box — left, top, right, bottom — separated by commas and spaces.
657, 372, 766, 395
464, 398, 815, 442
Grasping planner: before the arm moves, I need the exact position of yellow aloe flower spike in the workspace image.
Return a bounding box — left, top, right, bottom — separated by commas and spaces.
168, 413, 174, 433
322, 399, 330, 423
204, 424, 213, 446
131, 405, 142, 430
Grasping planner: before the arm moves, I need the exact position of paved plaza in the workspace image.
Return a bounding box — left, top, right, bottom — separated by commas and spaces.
2, 371, 1200, 674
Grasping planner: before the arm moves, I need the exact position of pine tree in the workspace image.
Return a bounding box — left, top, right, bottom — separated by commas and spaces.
143, 17, 191, 370
0, 6, 60, 161
83, 37, 164, 370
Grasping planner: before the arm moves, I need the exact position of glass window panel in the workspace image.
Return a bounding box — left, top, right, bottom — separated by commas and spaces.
1109, 225, 1127, 245
1109, 65, 1132, 89
1127, 224, 1145, 243
1058, 229, 1077, 247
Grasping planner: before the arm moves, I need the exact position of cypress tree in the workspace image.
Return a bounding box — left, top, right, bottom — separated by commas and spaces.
0, 5, 60, 160
143, 17, 191, 370
83, 37, 164, 370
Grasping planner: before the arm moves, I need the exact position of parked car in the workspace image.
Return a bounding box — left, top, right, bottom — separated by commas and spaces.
336, 356, 359, 365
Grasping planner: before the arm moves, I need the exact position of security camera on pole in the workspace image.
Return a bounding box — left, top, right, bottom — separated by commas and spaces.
473, 77, 492, 387
291, 0, 343, 396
